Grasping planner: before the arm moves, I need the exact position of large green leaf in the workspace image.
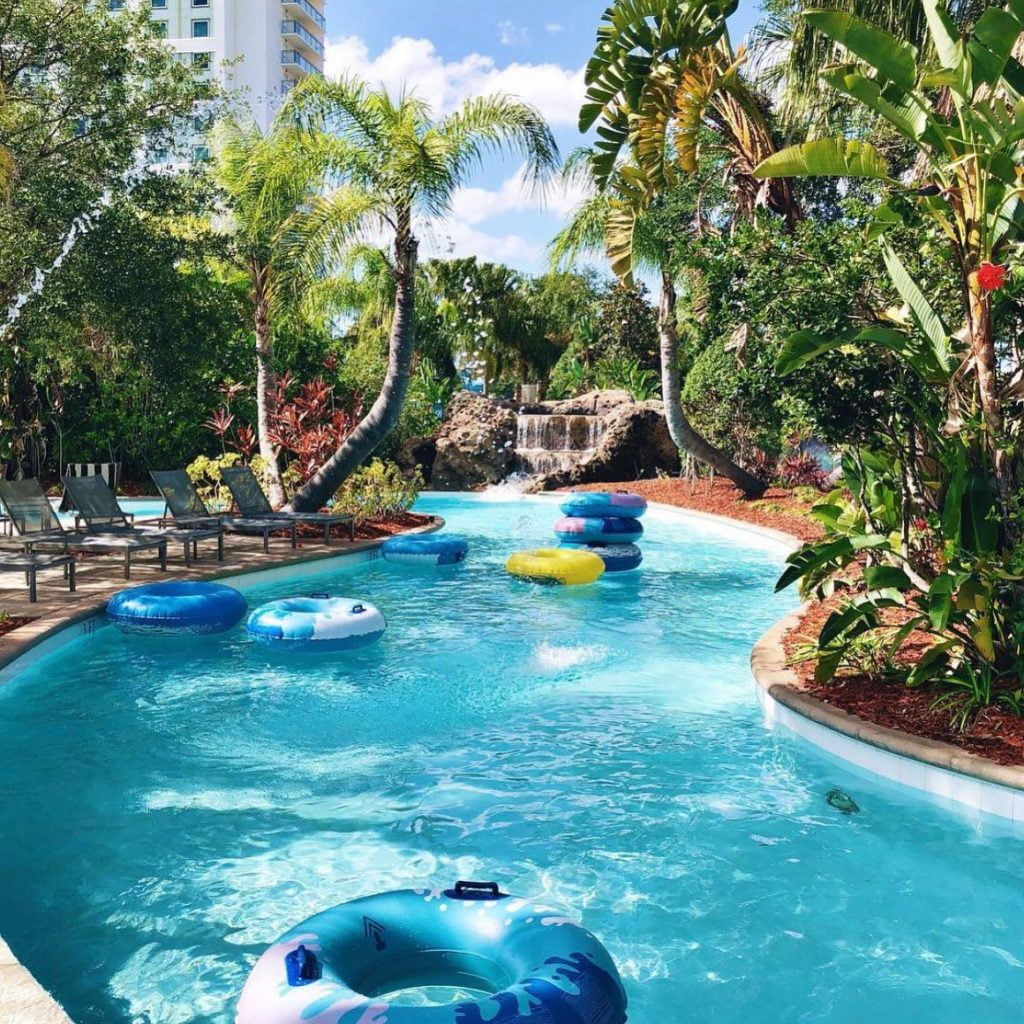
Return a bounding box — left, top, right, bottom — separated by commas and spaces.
804, 10, 918, 90
941, 443, 966, 541
754, 138, 890, 181
821, 69, 923, 142
968, 7, 1022, 87
920, 0, 963, 75
776, 534, 889, 593
864, 565, 913, 591
961, 469, 1000, 555
881, 244, 952, 376
775, 328, 854, 376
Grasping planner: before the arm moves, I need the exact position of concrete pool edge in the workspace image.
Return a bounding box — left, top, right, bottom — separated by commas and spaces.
0, 516, 444, 1024
751, 608, 1024, 822
647, 495, 1024, 821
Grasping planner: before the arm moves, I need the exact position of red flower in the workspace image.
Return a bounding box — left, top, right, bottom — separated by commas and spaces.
977, 262, 1008, 292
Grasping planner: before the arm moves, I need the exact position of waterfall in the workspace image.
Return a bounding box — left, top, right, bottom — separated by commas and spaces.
515, 413, 604, 476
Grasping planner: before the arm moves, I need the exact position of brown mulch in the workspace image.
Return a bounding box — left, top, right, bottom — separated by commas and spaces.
784, 595, 1024, 767
0, 616, 35, 638
562, 477, 825, 542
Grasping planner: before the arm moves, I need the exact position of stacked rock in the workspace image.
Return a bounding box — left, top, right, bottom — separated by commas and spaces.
553, 491, 647, 572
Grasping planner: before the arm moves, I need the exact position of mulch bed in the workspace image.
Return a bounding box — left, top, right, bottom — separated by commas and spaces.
561, 477, 825, 542
784, 591, 1024, 767
0, 616, 36, 638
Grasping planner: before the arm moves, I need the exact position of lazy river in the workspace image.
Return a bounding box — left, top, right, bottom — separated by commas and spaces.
0, 493, 1022, 1023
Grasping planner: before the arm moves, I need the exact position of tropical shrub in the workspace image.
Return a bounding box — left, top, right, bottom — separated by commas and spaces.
756, 0, 1024, 725
332, 460, 423, 525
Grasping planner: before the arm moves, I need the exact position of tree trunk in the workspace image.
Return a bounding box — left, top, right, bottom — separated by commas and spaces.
288, 221, 418, 512
968, 287, 1012, 508
658, 269, 767, 496
253, 269, 285, 507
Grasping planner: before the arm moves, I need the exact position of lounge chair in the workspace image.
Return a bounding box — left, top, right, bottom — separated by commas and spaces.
0, 550, 76, 602
150, 469, 298, 554
220, 465, 355, 543
0, 478, 168, 580
63, 475, 224, 568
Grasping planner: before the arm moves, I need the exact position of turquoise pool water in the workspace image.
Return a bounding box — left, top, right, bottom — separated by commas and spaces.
1, 493, 1023, 1023
52, 496, 167, 525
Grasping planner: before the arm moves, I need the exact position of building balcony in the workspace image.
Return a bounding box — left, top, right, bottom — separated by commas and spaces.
281, 48, 320, 78
281, 19, 324, 57
281, 0, 326, 33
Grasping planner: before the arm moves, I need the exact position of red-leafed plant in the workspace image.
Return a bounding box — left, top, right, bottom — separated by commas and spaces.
266, 375, 364, 485
202, 370, 364, 494
777, 452, 828, 491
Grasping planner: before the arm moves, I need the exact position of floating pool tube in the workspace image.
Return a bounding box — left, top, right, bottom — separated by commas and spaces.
106, 581, 247, 634
236, 881, 627, 1024
559, 491, 648, 519
246, 595, 386, 653
382, 534, 469, 566
562, 542, 643, 573
554, 516, 644, 545
506, 548, 605, 586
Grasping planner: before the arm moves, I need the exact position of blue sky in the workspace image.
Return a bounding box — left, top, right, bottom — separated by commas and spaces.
323, 1, 764, 274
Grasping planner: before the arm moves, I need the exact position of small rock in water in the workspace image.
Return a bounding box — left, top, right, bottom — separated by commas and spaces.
825, 789, 860, 815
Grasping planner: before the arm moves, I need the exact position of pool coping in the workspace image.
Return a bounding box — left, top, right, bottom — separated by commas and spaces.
0, 516, 444, 1024
636, 497, 1024, 821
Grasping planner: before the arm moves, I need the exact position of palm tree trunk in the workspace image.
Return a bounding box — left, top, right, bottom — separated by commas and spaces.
969, 288, 1012, 507
253, 268, 285, 507
288, 223, 419, 512
658, 269, 767, 496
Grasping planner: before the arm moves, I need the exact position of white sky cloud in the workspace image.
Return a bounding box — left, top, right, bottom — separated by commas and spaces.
546, 23, 566, 33
451, 164, 591, 226
498, 20, 529, 46
325, 35, 586, 128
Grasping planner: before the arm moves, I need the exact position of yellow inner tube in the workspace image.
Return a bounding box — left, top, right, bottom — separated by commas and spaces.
506, 547, 605, 586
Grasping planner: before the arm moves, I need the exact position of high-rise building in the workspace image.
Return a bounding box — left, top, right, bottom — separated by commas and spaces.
111, 0, 327, 158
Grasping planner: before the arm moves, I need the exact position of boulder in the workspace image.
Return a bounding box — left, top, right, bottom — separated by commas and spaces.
395, 435, 437, 482
541, 389, 636, 417
527, 400, 680, 491
431, 391, 518, 490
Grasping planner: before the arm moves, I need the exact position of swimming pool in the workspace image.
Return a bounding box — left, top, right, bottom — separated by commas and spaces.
0, 493, 1022, 1023
52, 496, 168, 525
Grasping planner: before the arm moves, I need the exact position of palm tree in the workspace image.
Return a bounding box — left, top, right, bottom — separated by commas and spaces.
580, 0, 800, 225
282, 76, 559, 512
211, 117, 323, 506
551, 154, 767, 495
752, 0, 1003, 132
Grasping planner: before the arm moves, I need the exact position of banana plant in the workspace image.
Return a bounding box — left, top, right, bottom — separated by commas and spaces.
754, 0, 1024, 506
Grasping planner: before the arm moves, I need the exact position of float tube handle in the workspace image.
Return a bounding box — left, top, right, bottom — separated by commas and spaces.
310, 592, 330, 599
446, 880, 505, 901
285, 944, 322, 986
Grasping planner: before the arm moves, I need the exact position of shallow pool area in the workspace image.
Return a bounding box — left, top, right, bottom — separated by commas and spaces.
1, 493, 1023, 1023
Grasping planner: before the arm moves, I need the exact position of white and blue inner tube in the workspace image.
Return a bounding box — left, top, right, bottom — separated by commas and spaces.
236, 881, 627, 1024
562, 542, 643, 573
382, 534, 469, 566
246, 594, 386, 653
554, 516, 644, 545
559, 491, 648, 519
106, 581, 247, 634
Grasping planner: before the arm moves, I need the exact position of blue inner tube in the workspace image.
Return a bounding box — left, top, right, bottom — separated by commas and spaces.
562, 542, 643, 573
382, 534, 469, 566
559, 491, 648, 519
236, 882, 627, 1024
554, 516, 644, 545
247, 595, 386, 653
106, 581, 247, 634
